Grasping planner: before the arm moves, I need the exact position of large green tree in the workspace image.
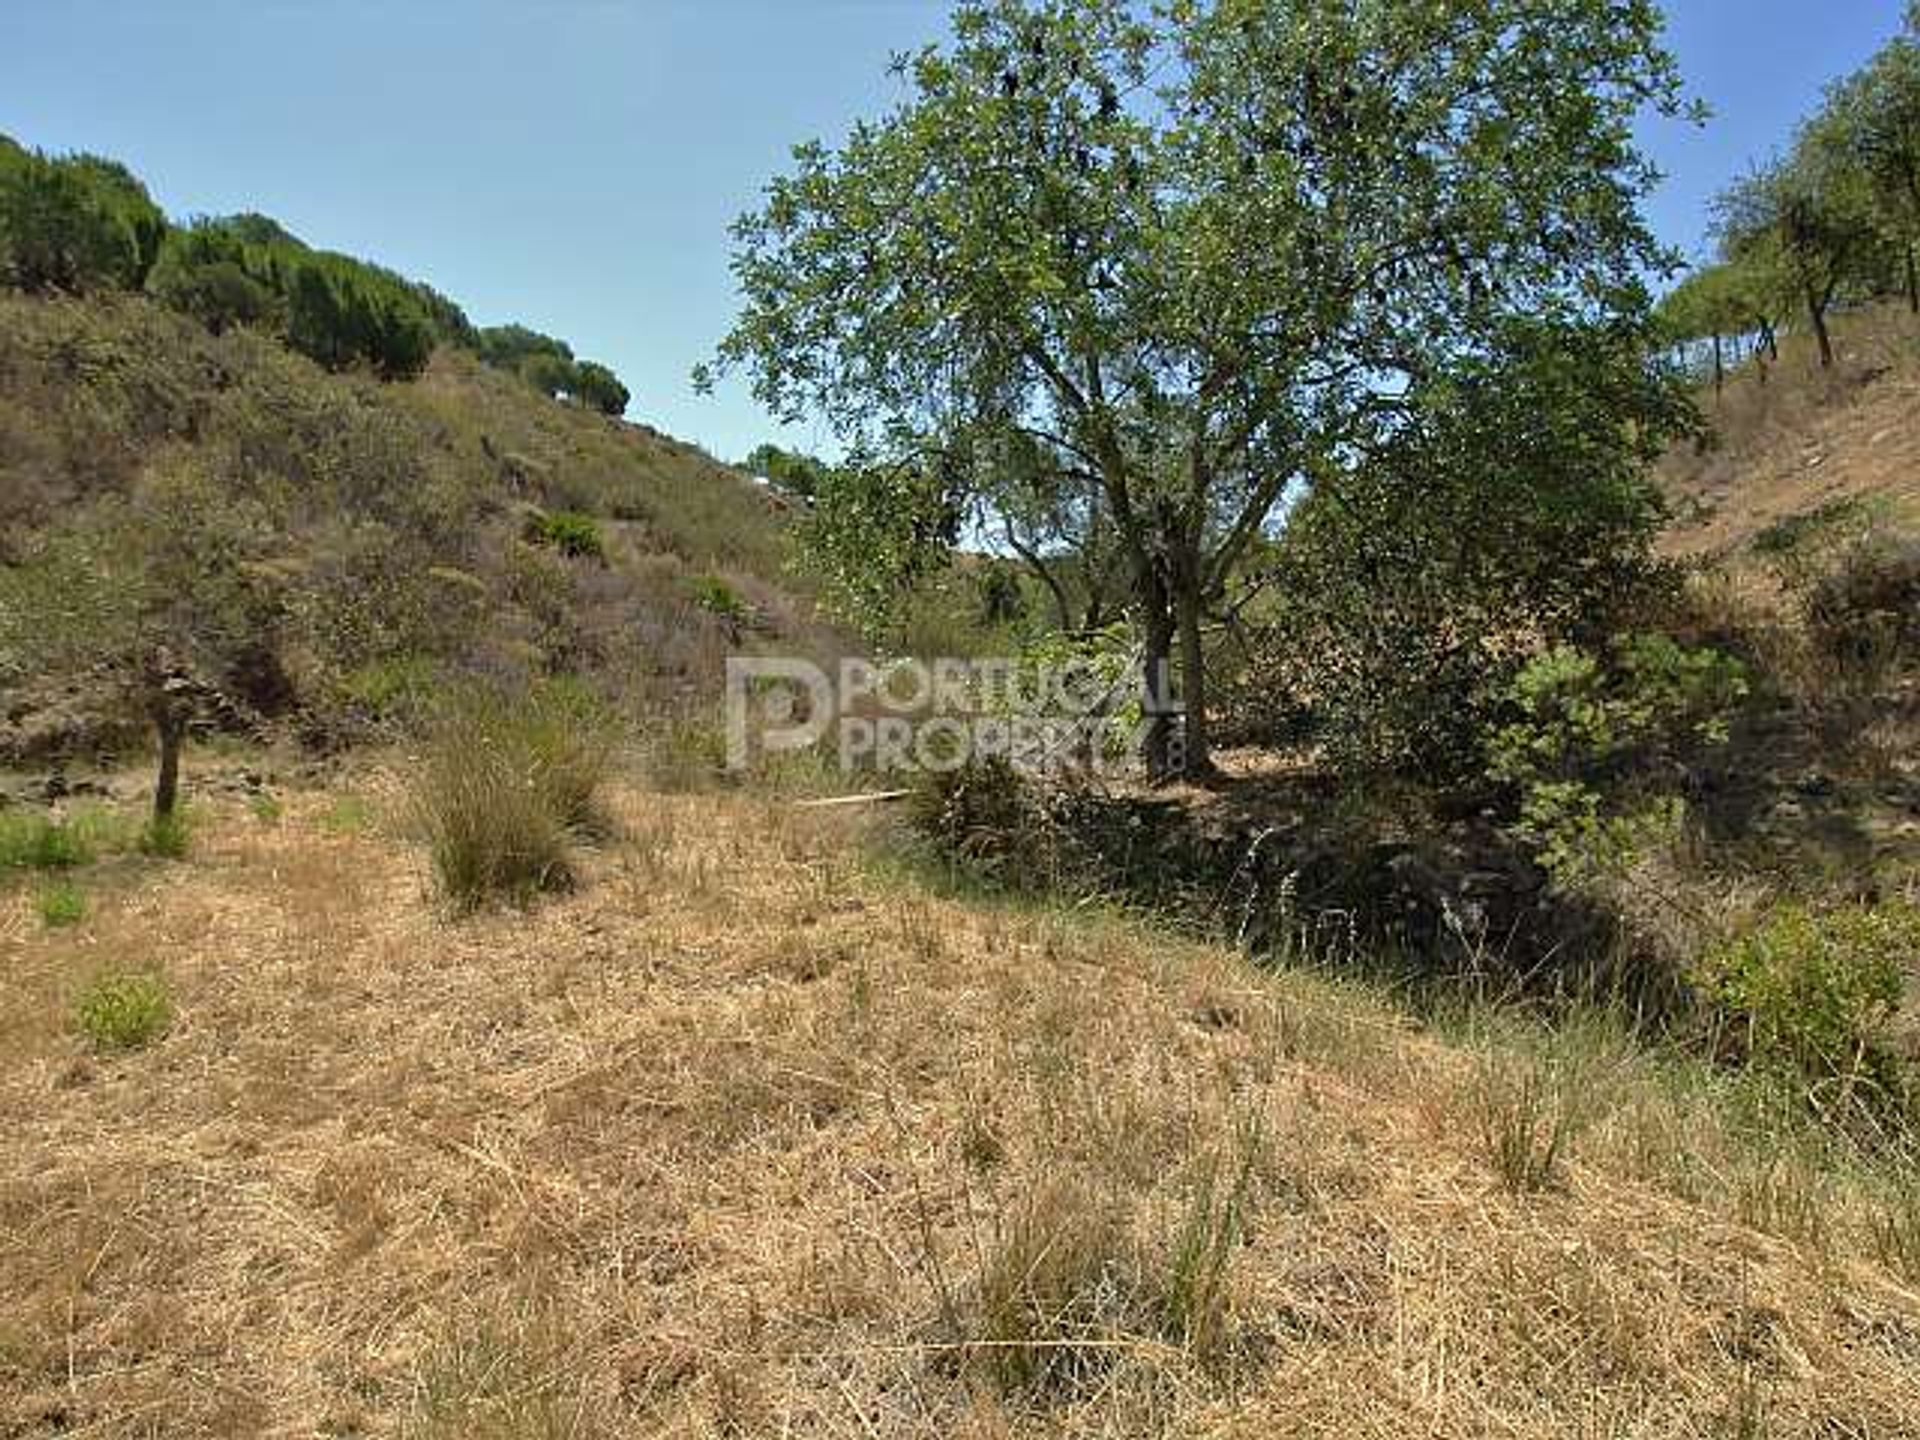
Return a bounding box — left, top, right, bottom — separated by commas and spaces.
708, 0, 1691, 778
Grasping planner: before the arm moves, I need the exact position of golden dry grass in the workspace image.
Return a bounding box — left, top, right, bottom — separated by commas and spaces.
2, 771, 1919, 1437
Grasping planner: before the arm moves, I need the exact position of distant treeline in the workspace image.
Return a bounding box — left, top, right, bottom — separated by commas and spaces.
0, 134, 629, 414
1661, 7, 1920, 381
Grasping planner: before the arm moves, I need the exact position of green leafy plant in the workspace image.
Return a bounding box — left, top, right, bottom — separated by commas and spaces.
37, 882, 87, 928
1487, 635, 1749, 885
0, 811, 93, 870
689, 574, 750, 625
75, 971, 171, 1051
139, 810, 192, 859
528, 510, 606, 561
1700, 902, 1914, 1088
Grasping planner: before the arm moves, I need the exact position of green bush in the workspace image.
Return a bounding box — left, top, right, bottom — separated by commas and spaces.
523, 509, 605, 561
139, 810, 192, 859
340, 654, 440, 722
1701, 902, 1914, 1085
408, 682, 617, 909
37, 882, 87, 927
1487, 635, 1748, 885
689, 574, 749, 624
0, 811, 93, 870
75, 971, 171, 1051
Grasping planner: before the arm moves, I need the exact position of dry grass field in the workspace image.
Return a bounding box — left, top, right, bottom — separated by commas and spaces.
4, 767, 1920, 1437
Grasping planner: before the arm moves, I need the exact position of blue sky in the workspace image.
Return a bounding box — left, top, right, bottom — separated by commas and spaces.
1, 1, 1907, 462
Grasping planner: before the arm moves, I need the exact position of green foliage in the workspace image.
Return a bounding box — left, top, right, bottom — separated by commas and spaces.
1487, 636, 1749, 884
1701, 903, 1915, 1084
526, 509, 606, 561
1242, 318, 1691, 773
479, 324, 628, 414
339, 654, 441, 723
571, 360, 629, 417
75, 971, 171, 1051
0, 811, 94, 870
407, 682, 618, 909
138, 809, 192, 859
689, 574, 748, 624
0, 146, 165, 294
146, 224, 278, 334
36, 882, 87, 928
740, 442, 829, 499
285, 252, 434, 379
710, 0, 1693, 771
799, 458, 954, 640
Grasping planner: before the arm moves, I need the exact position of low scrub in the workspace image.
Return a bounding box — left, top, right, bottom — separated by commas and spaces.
1805, 534, 1920, 676
1699, 901, 1914, 1102
36, 882, 86, 927
75, 971, 171, 1051
0, 810, 94, 870
408, 682, 618, 909
525, 508, 606, 561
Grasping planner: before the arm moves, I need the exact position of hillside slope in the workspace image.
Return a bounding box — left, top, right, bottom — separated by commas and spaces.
0, 290, 831, 760
1660, 306, 1920, 562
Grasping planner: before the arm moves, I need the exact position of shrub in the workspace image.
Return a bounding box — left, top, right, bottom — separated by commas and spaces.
1805, 535, 1920, 674
75, 971, 171, 1051
37, 882, 86, 927
528, 510, 606, 561
408, 682, 617, 909
1487, 635, 1748, 885
908, 756, 1040, 879
0, 811, 93, 870
138, 810, 192, 859
1700, 902, 1913, 1088
689, 574, 749, 625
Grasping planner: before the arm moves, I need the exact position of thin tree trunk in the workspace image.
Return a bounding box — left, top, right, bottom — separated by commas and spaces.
1907, 244, 1918, 316
1808, 286, 1835, 369
1138, 566, 1176, 783
152, 705, 185, 821
1712, 332, 1724, 398
1174, 577, 1214, 779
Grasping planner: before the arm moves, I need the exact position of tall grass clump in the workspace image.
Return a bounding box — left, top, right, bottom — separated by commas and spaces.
408, 681, 618, 909
75, 971, 171, 1051
0, 810, 94, 870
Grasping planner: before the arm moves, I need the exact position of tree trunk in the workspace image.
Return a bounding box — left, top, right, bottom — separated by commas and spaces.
1712, 332, 1724, 399
1907, 244, 1918, 316
1138, 567, 1177, 783
152, 704, 185, 821
1174, 578, 1214, 779
1807, 286, 1835, 369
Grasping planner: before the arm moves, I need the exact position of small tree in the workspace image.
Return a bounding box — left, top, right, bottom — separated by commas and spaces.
1813, 22, 1920, 313
0, 464, 280, 820
572, 359, 630, 416
1715, 151, 1878, 370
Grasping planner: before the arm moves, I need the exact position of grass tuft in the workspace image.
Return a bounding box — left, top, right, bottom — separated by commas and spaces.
138, 810, 193, 859
36, 882, 87, 928
408, 682, 617, 910
75, 971, 171, 1051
